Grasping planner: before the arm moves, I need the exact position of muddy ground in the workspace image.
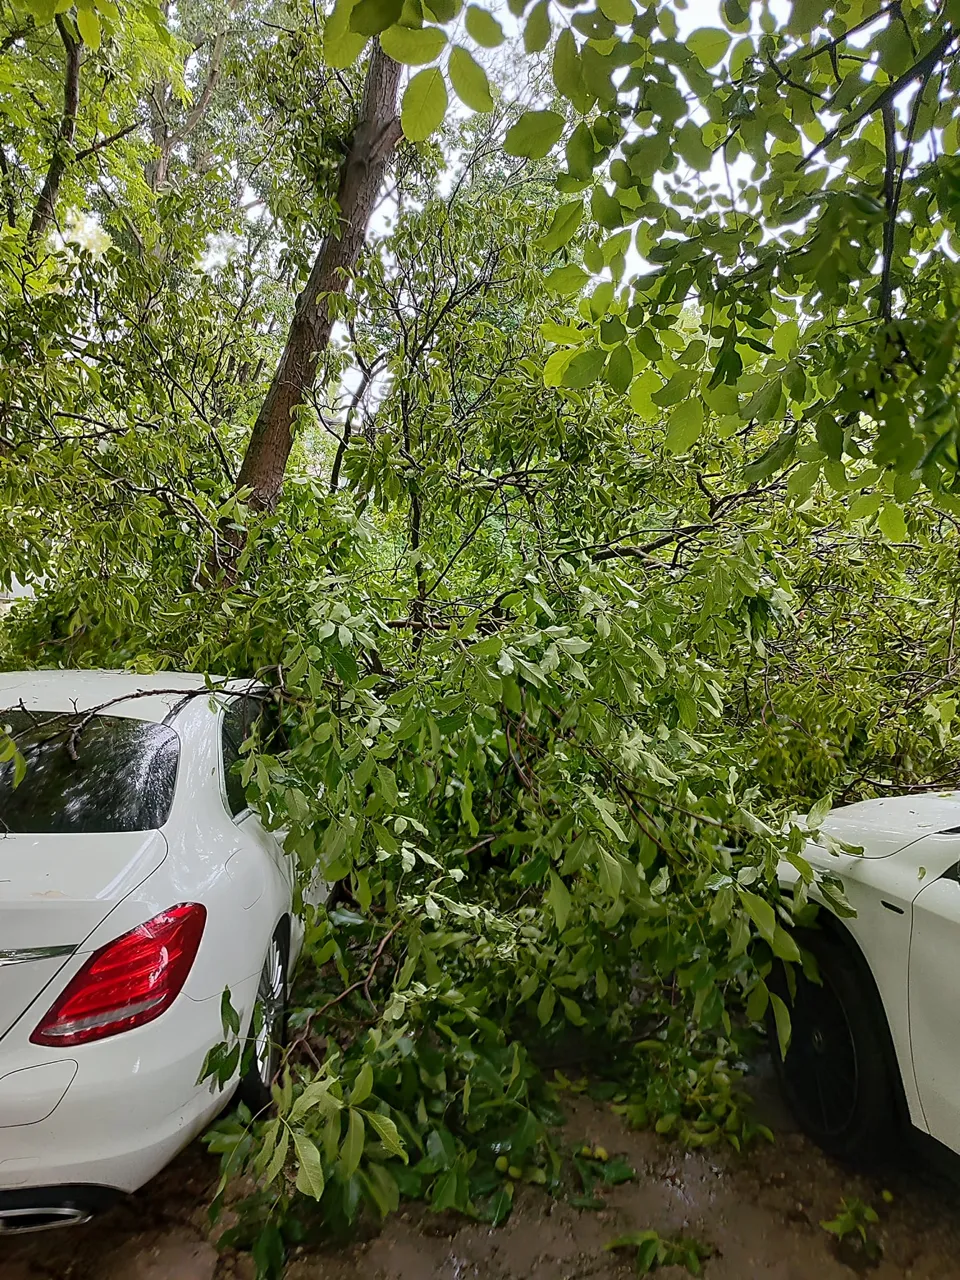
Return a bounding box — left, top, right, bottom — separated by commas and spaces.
3, 1063, 960, 1280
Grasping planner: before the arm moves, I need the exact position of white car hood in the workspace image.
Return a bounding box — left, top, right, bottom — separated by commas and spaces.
822, 792, 960, 858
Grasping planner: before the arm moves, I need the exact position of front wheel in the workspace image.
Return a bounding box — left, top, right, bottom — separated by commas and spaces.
768, 930, 902, 1165
237, 921, 289, 1113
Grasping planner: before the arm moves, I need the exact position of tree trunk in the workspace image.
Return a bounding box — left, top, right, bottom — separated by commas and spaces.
28, 15, 80, 245
234, 46, 401, 511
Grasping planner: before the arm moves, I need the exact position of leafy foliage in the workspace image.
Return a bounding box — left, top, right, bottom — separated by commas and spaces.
606, 1227, 714, 1276
3, 1, 960, 1276
821, 1195, 884, 1264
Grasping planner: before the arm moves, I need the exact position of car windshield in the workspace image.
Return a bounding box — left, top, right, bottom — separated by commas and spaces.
0, 710, 179, 834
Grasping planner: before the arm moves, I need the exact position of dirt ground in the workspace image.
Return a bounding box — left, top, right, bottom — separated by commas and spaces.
3, 1062, 960, 1280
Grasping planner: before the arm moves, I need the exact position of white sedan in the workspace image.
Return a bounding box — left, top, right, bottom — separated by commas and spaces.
772, 792, 960, 1164
0, 670, 318, 1233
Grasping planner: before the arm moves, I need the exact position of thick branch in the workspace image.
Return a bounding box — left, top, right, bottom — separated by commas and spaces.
28, 15, 81, 244
879, 64, 932, 322
149, 0, 239, 190
74, 121, 138, 161
802, 3, 900, 62
0, 146, 16, 228
802, 29, 953, 169
234, 45, 402, 512
880, 99, 897, 322
329, 360, 377, 493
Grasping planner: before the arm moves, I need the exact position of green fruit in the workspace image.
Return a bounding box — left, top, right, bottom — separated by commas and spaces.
508, 1165, 523, 1179
495, 1156, 509, 1173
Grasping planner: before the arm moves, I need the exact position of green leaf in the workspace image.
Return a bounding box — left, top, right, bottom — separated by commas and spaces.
745, 980, 769, 1022
364, 1163, 400, 1216
289, 1078, 341, 1124
675, 120, 712, 171
523, 0, 551, 52
772, 319, 799, 358
341, 1108, 365, 1177
538, 200, 583, 252
544, 263, 588, 295
401, 67, 448, 141
465, 4, 504, 46
769, 990, 791, 1060
848, 490, 882, 520
807, 793, 832, 827
561, 995, 586, 1025
597, 847, 623, 899
598, 0, 632, 21
488, 1180, 514, 1225
220, 987, 241, 1036
448, 45, 493, 111
366, 1110, 408, 1161
76, 5, 101, 47
687, 26, 731, 67
664, 399, 704, 454
324, 0, 369, 67
605, 344, 633, 395
543, 348, 576, 387
878, 502, 907, 542
537, 983, 557, 1024
294, 1133, 326, 1200
553, 28, 582, 101
741, 379, 783, 424
562, 346, 605, 388
546, 870, 572, 930
566, 121, 596, 179
741, 890, 776, 943
379, 24, 447, 64
504, 109, 565, 160
351, 0, 403, 35
591, 185, 622, 229
350, 1060, 374, 1106
787, 460, 820, 500
263, 1125, 291, 1187
743, 429, 796, 483
771, 924, 801, 964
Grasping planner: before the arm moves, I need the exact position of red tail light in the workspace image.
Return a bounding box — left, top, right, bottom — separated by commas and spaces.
30, 904, 207, 1047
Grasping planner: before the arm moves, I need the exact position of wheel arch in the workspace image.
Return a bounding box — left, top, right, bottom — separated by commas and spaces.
801, 908, 911, 1131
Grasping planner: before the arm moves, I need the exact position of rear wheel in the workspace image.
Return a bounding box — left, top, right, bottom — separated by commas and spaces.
769, 930, 902, 1165
238, 921, 289, 1113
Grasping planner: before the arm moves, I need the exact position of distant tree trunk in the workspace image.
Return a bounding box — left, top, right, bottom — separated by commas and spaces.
234, 46, 401, 512
28, 15, 80, 245
146, 0, 238, 192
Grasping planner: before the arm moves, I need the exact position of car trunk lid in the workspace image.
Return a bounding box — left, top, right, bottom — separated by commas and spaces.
0, 831, 167, 1040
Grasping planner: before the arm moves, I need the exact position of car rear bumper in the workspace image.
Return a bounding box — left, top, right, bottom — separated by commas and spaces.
0, 977, 256, 1195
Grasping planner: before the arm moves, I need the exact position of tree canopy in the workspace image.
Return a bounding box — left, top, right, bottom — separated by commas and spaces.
3, 0, 960, 1273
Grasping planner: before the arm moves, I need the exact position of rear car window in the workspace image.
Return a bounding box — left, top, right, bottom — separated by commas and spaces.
0, 710, 180, 833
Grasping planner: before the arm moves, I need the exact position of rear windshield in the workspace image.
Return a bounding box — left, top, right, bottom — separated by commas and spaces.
0, 710, 179, 834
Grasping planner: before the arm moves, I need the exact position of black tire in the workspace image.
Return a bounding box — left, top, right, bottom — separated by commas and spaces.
768, 929, 902, 1165
237, 920, 289, 1113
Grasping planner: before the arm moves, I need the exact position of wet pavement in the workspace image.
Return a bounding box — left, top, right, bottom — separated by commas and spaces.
3, 1066, 960, 1279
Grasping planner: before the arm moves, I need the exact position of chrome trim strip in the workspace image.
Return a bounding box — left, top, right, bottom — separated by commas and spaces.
0, 944, 78, 968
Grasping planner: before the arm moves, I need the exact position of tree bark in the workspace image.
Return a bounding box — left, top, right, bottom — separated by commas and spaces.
28, 15, 80, 244
234, 45, 401, 511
